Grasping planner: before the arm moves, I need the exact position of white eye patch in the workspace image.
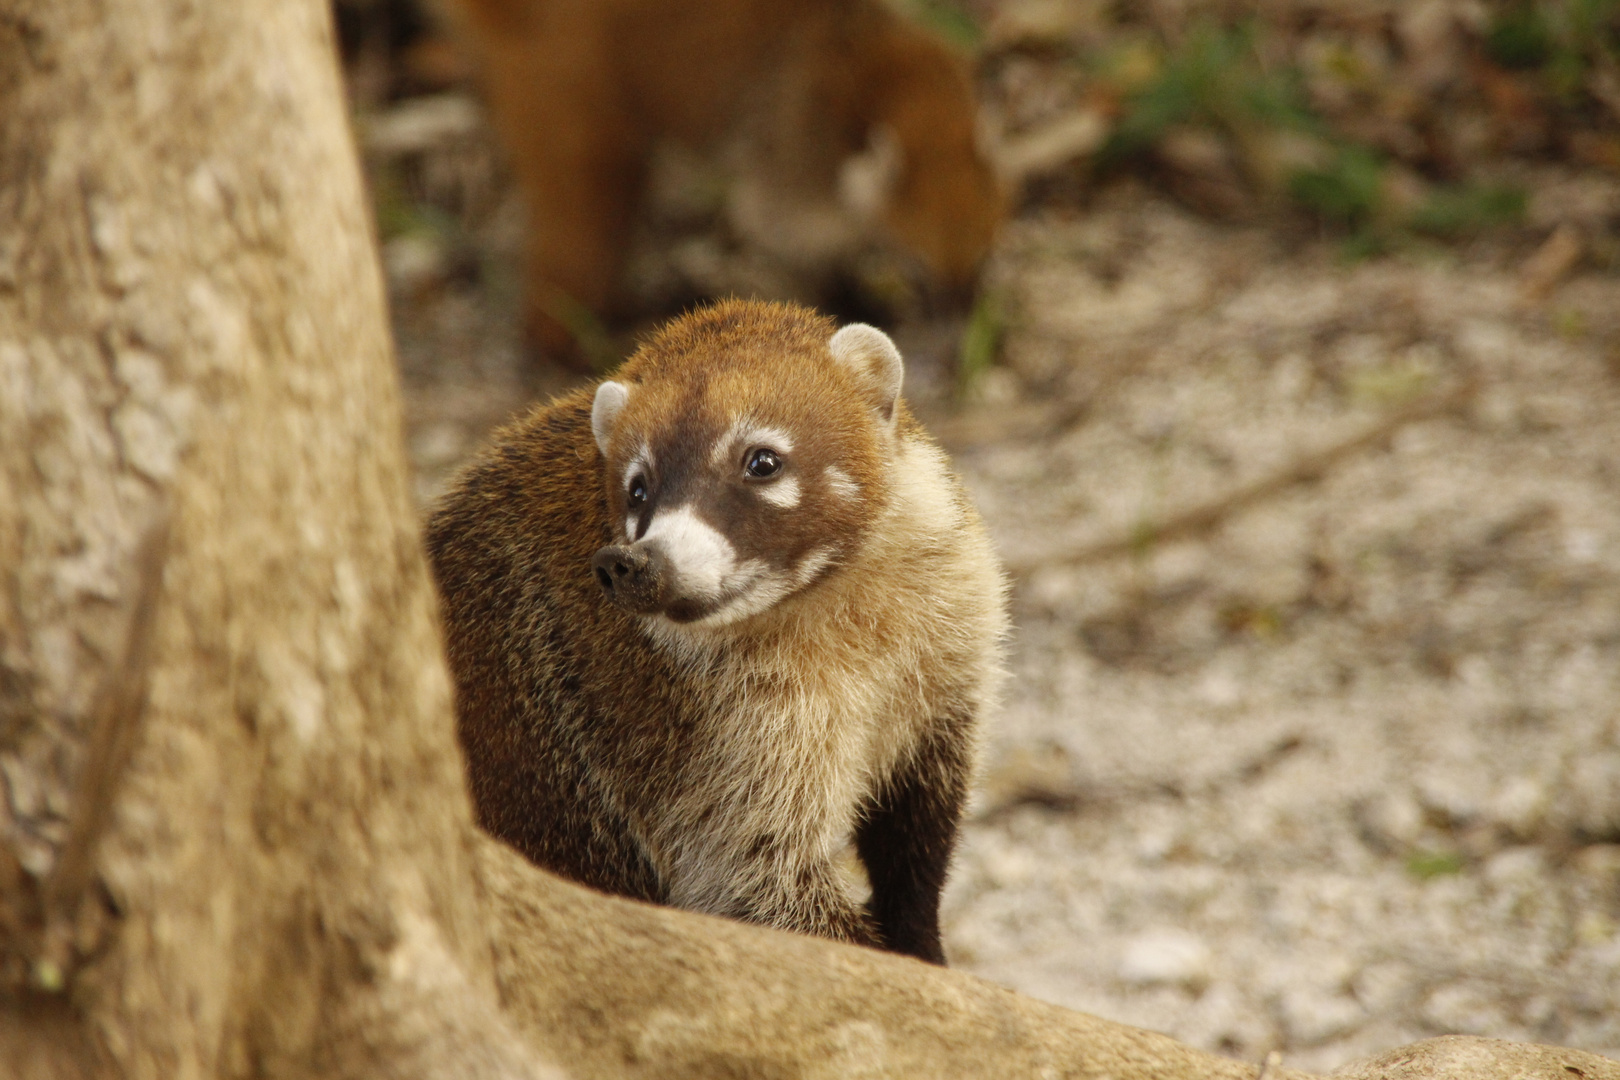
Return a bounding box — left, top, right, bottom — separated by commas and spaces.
622, 445, 652, 495
710, 422, 796, 469
755, 476, 801, 509
823, 466, 859, 500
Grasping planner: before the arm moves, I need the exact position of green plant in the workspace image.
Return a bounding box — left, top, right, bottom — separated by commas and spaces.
956, 289, 1006, 398
897, 0, 981, 49
1288, 145, 1385, 228
1100, 22, 1317, 164
1406, 849, 1466, 880
1408, 183, 1527, 237
1486, 0, 1620, 101
1486, 3, 1556, 69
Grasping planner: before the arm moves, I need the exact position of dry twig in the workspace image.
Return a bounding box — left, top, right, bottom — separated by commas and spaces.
1006, 379, 1479, 576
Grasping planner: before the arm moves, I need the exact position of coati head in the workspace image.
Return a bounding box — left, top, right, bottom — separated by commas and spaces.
588, 301, 902, 630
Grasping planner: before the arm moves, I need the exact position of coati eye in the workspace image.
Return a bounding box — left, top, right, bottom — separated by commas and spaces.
628, 476, 649, 506
745, 448, 782, 479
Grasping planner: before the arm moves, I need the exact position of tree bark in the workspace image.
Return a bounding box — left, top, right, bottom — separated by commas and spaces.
0, 2, 1616, 1079
0, 1, 549, 1076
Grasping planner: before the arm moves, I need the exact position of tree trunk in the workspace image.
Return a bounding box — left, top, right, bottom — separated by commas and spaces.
0, 2, 1615, 1079
0, 1, 549, 1075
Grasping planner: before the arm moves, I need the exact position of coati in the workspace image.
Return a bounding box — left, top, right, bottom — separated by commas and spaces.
426, 299, 1006, 962
442, 0, 1006, 367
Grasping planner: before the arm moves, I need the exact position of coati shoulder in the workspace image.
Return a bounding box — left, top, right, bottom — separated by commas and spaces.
426, 299, 1007, 962
442, 0, 1005, 366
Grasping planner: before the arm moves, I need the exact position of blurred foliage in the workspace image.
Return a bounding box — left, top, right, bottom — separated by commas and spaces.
1406, 849, 1467, 880
370, 161, 460, 242
1408, 183, 1529, 236
984, 0, 1620, 248
1287, 145, 1384, 229
1487, 4, 1560, 70
1091, 19, 1532, 244
896, 0, 983, 49
1099, 23, 1318, 161
957, 288, 1006, 397
1486, 0, 1620, 99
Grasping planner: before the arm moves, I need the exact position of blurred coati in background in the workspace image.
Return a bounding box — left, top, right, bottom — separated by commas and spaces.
417, 0, 1007, 369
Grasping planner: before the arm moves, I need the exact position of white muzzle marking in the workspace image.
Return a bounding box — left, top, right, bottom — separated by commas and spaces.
642, 504, 737, 602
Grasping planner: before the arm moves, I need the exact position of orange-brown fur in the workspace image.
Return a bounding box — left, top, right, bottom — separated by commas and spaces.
445, 0, 1004, 365
426, 300, 1006, 961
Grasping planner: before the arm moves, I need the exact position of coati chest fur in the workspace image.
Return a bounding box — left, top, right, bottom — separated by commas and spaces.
426, 299, 1006, 963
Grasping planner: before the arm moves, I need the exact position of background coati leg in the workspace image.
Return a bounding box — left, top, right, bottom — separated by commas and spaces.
518, 123, 645, 366
478, 37, 645, 368
855, 717, 974, 965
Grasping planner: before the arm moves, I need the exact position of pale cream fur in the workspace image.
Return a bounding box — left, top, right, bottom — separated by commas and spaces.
640, 432, 1007, 931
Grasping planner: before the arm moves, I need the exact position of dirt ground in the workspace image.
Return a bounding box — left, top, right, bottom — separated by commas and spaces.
377, 92, 1620, 1073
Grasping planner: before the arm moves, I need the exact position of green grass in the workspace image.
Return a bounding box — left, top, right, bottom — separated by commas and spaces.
1083, 13, 1536, 246
1288, 146, 1385, 229
957, 289, 1006, 396
1486, 0, 1620, 101
1406, 849, 1467, 880
898, 0, 981, 50
1101, 22, 1318, 165
1408, 184, 1528, 238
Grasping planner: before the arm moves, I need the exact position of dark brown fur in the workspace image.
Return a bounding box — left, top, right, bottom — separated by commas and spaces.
427, 300, 1006, 960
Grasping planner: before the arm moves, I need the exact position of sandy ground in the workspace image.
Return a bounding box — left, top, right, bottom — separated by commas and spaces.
381, 101, 1620, 1073
940, 195, 1620, 1072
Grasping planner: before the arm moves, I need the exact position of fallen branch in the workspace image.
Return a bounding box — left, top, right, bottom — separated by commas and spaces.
1005, 379, 1479, 577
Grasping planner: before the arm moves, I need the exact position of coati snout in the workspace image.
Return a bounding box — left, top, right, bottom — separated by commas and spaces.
591, 544, 666, 613
426, 300, 1008, 964
585, 317, 903, 629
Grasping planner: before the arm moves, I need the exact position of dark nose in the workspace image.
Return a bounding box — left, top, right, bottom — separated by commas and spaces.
591, 544, 665, 614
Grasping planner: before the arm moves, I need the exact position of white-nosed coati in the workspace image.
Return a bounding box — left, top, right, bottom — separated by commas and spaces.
443, 0, 1005, 367
426, 299, 1006, 962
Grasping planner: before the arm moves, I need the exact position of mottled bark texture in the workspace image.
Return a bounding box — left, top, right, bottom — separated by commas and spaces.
0, 0, 549, 1076
0, 2, 1616, 1079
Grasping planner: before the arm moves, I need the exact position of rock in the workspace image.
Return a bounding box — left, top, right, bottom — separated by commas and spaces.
1354, 790, 1426, 852
1280, 988, 1368, 1045
1486, 776, 1548, 839
1420, 983, 1508, 1037
1119, 930, 1213, 990
383, 234, 447, 296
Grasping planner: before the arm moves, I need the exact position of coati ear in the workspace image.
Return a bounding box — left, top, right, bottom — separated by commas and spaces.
828, 323, 904, 429
592, 381, 630, 455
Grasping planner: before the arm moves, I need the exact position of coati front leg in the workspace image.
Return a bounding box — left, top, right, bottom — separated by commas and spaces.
855, 715, 973, 965
472, 21, 646, 368
735, 849, 883, 950
667, 825, 882, 949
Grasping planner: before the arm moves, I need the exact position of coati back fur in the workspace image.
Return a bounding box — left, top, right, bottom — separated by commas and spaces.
442, 0, 1005, 366
426, 299, 1006, 962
